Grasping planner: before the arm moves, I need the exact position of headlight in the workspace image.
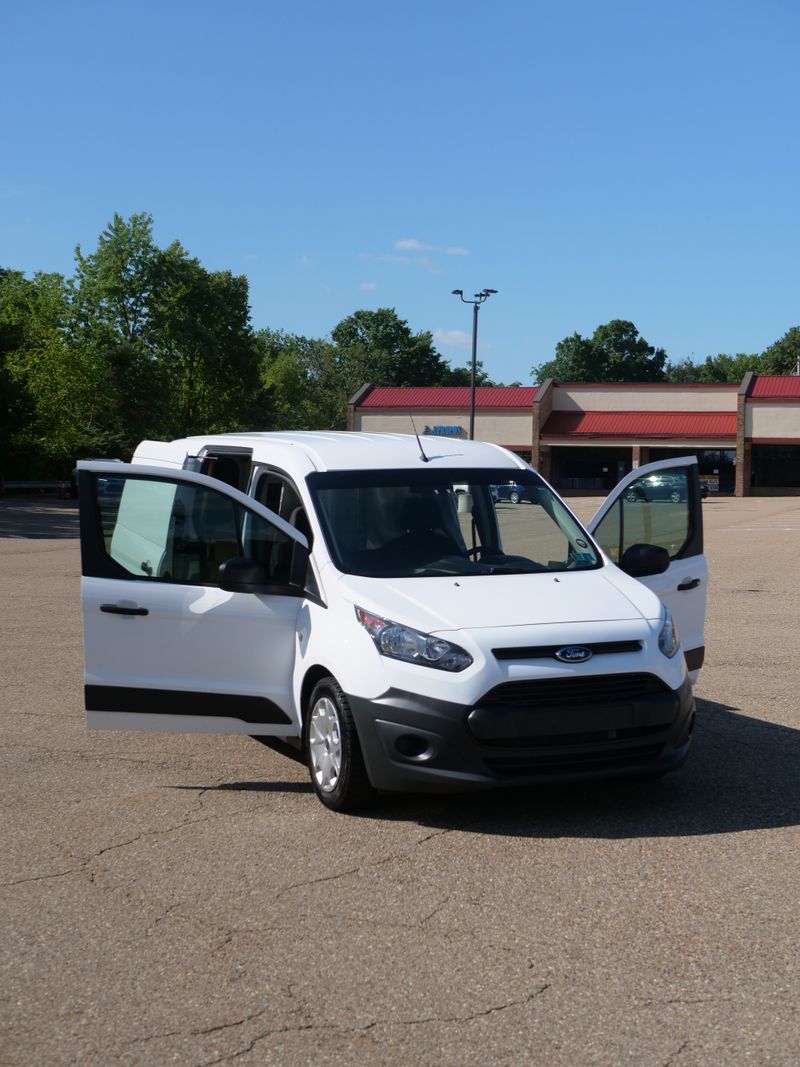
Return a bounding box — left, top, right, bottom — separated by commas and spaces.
356, 606, 473, 672
658, 606, 680, 659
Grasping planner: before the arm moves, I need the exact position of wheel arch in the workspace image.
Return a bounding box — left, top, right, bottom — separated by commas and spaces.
300, 664, 340, 724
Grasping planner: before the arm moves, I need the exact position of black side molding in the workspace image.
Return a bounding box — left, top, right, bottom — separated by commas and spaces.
85, 685, 293, 725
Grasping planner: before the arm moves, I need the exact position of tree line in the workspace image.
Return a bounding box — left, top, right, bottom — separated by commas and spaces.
531, 320, 800, 384
2, 212, 798, 480
0, 213, 491, 479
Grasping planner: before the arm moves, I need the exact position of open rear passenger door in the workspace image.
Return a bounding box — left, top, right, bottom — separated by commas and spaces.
587, 456, 707, 682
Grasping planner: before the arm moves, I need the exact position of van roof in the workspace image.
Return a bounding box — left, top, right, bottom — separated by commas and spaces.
173, 431, 528, 474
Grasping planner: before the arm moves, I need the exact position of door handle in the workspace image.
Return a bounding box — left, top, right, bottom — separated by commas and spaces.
100, 603, 149, 616
677, 578, 700, 591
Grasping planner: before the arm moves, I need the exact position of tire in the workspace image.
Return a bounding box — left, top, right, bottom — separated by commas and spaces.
509, 490, 520, 504
624, 489, 637, 503
304, 676, 374, 812
670, 490, 681, 503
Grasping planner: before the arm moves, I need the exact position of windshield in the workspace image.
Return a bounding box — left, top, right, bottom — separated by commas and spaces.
308, 468, 600, 578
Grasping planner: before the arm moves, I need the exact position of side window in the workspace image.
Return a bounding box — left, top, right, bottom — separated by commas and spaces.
593, 468, 691, 563
253, 470, 313, 547
97, 475, 297, 586
242, 512, 296, 585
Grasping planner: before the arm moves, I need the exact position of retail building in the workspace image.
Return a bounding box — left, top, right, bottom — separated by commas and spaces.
349, 373, 800, 496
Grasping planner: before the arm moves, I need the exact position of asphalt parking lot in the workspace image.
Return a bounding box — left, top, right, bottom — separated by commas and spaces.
1, 493, 799, 1066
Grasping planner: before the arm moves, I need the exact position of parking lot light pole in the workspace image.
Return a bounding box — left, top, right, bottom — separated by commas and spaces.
451, 288, 497, 439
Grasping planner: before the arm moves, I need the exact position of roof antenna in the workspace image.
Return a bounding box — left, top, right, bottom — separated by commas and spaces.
409, 413, 430, 462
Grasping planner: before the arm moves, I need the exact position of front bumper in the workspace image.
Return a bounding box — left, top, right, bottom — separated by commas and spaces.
348, 674, 695, 794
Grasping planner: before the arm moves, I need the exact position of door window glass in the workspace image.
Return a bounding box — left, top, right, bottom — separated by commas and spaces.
97, 475, 295, 585
593, 468, 690, 563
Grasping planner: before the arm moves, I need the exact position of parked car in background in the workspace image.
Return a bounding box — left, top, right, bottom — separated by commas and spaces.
493, 481, 528, 503
624, 472, 686, 503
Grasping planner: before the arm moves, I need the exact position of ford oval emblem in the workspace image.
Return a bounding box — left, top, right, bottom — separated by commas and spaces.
555, 646, 592, 663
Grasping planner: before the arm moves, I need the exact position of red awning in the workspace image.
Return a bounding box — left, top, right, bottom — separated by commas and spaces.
750, 376, 800, 399
542, 411, 737, 438
358, 386, 538, 409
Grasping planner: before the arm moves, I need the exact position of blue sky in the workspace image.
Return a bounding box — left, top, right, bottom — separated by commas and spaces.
4, 0, 799, 384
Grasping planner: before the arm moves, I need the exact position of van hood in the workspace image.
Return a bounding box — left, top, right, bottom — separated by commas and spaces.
335, 566, 661, 635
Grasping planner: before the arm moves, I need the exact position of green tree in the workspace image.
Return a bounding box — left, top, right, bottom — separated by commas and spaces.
761, 326, 800, 375
156, 256, 263, 435
533, 320, 667, 382
331, 308, 451, 390
0, 268, 112, 470
666, 352, 765, 382
440, 359, 497, 386
256, 329, 339, 430
664, 357, 701, 382
74, 213, 262, 444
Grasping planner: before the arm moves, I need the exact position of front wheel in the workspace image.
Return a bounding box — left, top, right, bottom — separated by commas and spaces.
509, 490, 521, 504
305, 677, 374, 812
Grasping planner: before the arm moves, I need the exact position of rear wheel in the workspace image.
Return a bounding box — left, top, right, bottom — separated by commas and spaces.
305, 677, 374, 812
509, 490, 521, 504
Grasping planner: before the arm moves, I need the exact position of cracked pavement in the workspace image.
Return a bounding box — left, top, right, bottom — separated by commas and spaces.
1, 496, 799, 1065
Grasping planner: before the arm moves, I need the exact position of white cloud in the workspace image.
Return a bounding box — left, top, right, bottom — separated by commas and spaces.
360, 252, 439, 273
434, 329, 472, 349
393, 238, 469, 256
359, 281, 378, 290
298, 255, 313, 266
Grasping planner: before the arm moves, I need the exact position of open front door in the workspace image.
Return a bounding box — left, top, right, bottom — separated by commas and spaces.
78, 462, 310, 736
587, 457, 707, 682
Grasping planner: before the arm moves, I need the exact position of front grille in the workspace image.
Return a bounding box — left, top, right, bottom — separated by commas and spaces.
492, 640, 642, 661
485, 723, 667, 749
483, 744, 664, 777
467, 673, 679, 761
481, 673, 668, 708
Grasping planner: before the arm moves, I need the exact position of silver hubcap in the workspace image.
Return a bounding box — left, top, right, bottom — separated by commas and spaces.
309, 696, 343, 793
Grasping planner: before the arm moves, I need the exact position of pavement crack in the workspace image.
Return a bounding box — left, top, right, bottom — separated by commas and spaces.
195, 984, 550, 1064
189, 1005, 272, 1037
662, 1040, 689, 1065
274, 828, 453, 901
0, 867, 85, 888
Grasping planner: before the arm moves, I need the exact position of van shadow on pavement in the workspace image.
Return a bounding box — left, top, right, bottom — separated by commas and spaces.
0, 498, 79, 539
185, 698, 799, 839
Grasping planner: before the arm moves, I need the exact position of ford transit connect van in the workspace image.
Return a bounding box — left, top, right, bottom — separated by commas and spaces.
77, 432, 707, 811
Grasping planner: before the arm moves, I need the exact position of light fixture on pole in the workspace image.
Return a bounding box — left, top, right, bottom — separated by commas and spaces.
451, 288, 498, 439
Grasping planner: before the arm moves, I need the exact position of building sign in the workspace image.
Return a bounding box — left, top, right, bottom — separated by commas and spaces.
423, 425, 465, 437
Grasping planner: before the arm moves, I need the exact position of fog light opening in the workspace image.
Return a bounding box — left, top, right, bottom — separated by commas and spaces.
394, 733, 433, 760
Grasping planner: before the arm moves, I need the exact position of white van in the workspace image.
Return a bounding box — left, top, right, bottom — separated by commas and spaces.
77, 432, 707, 811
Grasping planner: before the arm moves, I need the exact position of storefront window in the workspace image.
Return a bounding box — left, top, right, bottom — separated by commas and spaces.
751, 445, 800, 489
648, 448, 736, 494
550, 447, 631, 492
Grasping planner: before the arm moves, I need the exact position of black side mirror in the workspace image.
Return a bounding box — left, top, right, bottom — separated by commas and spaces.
219, 557, 271, 593
219, 550, 310, 597
619, 542, 670, 578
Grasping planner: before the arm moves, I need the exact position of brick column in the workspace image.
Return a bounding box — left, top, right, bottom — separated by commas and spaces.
735, 372, 755, 496
532, 378, 554, 474
347, 383, 374, 432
